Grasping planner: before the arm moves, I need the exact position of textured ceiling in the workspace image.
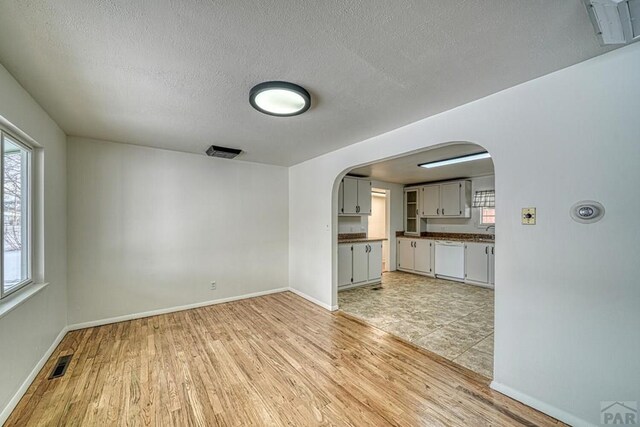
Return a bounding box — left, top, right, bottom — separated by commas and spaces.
0, 1, 610, 166
350, 143, 494, 184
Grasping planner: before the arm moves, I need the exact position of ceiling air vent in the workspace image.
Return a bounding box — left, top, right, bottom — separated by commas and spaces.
206, 145, 242, 159
585, 0, 640, 44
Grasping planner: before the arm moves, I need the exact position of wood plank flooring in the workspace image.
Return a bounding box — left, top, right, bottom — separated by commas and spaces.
5, 292, 564, 426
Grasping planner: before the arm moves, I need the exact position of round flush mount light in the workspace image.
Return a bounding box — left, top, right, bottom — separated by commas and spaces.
249, 81, 311, 117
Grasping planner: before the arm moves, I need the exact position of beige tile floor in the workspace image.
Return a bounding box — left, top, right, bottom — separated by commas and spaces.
338, 271, 495, 378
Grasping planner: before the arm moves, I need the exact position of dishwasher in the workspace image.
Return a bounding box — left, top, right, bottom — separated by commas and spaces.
435, 241, 465, 281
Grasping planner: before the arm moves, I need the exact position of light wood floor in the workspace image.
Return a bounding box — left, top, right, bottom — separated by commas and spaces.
5, 292, 563, 426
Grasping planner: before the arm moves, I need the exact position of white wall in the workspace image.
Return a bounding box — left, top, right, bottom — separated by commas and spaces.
337, 216, 367, 234
426, 175, 495, 234
289, 43, 640, 426
67, 138, 288, 325
0, 65, 67, 418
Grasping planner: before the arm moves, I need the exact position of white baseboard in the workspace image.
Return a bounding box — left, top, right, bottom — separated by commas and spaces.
288, 287, 338, 311
68, 287, 289, 331
0, 326, 69, 426
490, 380, 592, 427
1, 286, 333, 425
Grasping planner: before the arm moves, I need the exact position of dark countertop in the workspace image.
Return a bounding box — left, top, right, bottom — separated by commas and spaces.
338, 238, 388, 244
396, 232, 495, 244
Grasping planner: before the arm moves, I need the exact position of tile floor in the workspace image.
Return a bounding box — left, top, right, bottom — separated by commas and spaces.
338, 271, 494, 378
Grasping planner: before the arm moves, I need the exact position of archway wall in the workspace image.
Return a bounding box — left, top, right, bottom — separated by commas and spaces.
288, 43, 640, 426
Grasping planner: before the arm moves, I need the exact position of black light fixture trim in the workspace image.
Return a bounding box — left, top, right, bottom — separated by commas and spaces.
249, 81, 311, 117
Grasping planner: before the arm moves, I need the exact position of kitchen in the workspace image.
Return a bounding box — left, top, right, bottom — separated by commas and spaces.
337, 142, 496, 378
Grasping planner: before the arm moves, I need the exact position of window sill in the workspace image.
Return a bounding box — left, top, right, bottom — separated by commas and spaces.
0, 282, 49, 319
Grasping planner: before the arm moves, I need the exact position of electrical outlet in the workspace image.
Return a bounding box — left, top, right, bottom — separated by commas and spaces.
522, 208, 536, 225
210, 281, 217, 290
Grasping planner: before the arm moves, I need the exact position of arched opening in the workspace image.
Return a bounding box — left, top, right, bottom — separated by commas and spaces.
331, 141, 496, 378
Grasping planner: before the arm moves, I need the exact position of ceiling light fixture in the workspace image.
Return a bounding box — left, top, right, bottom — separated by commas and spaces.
418, 152, 491, 169
249, 81, 311, 117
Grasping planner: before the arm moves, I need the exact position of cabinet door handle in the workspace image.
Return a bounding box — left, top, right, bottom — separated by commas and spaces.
442, 209, 445, 215
485, 246, 488, 255
436, 208, 439, 215
492, 247, 494, 255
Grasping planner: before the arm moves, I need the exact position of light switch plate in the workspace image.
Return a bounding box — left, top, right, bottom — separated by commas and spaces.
522, 207, 536, 225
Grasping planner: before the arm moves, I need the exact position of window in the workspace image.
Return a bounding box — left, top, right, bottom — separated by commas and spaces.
480, 207, 496, 225
1, 131, 32, 298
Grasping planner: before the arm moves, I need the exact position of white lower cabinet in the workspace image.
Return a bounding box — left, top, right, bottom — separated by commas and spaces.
464, 242, 495, 288
397, 238, 434, 276
338, 241, 383, 289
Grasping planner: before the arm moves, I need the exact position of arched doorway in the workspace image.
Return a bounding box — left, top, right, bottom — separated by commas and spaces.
332, 142, 496, 378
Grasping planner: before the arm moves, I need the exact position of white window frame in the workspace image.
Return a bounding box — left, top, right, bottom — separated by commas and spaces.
479, 207, 496, 226
0, 130, 33, 299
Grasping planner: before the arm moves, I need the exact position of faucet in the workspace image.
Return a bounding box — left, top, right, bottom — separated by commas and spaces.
485, 225, 495, 232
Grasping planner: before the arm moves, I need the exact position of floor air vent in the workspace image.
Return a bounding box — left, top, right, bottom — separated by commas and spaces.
49, 355, 72, 379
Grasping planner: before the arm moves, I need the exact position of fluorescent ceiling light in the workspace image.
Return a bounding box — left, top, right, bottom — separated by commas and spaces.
249, 81, 311, 117
418, 152, 491, 169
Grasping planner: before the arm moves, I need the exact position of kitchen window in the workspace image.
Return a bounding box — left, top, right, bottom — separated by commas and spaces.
1, 131, 32, 299
480, 207, 496, 225
472, 189, 495, 227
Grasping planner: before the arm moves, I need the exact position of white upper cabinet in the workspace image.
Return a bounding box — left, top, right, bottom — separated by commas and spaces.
418, 180, 471, 218
357, 178, 372, 215
440, 182, 462, 216
404, 188, 420, 235
339, 177, 371, 216
421, 185, 440, 216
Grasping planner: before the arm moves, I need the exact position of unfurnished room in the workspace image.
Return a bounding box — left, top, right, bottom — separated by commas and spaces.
0, 1, 638, 426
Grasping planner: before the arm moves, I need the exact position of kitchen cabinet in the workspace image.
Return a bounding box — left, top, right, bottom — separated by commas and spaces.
464, 242, 495, 288
418, 180, 471, 218
338, 241, 383, 289
339, 177, 371, 215
397, 237, 434, 276
489, 245, 495, 286
397, 238, 415, 271
420, 185, 440, 216
367, 242, 382, 282
414, 239, 433, 274
404, 187, 427, 236
338, 244, 352, 287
